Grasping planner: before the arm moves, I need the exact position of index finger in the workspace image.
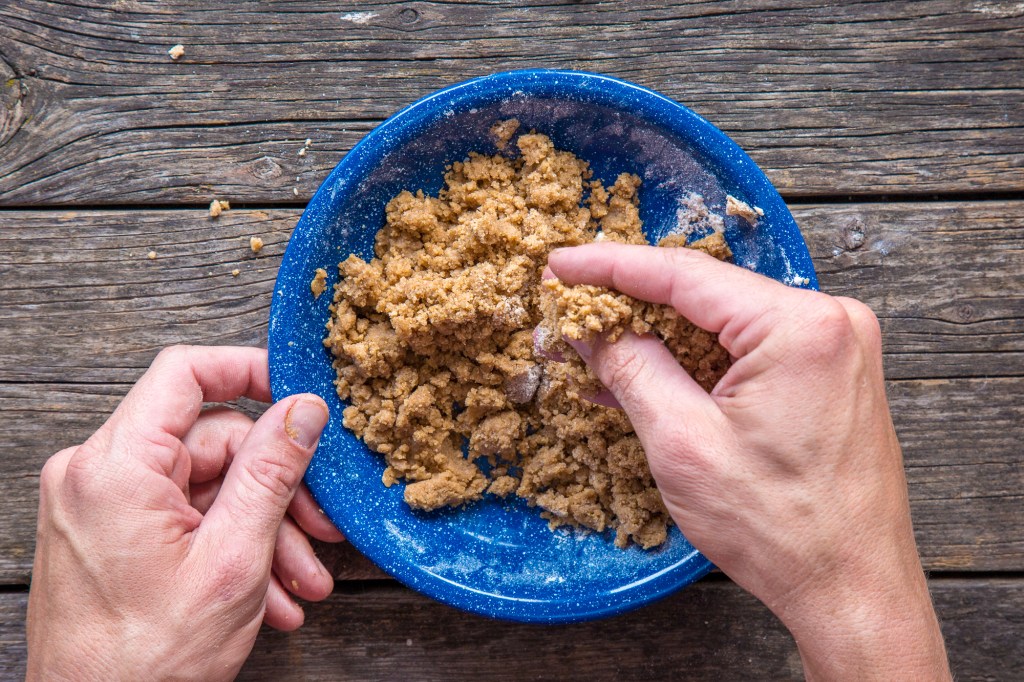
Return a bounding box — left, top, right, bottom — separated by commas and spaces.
107, 345, 271, 442
547, 243, 803, 357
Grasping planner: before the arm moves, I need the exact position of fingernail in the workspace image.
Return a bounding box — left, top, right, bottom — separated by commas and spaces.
285, 398, 329, 449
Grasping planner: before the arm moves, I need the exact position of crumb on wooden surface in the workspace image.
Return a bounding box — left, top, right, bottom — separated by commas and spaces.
209, 199, 230, 218
147, 250, 157, 260
168, 44, 185, 60
310, 267, 328, 298
249, 236, 264, 254
726, 194, 764, 224
231, 268, 240, 277
298, 147, 307, 157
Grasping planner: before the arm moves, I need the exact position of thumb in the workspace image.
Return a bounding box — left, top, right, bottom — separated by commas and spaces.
584, 332, 718, 439
200, 394, 329, 559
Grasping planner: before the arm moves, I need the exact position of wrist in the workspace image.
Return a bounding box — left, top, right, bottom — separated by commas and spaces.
29, 618, 176, 682
775, 553, 950, 681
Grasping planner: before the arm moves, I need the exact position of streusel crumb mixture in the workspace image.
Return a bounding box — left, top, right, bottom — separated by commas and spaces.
324, 126, 731, 548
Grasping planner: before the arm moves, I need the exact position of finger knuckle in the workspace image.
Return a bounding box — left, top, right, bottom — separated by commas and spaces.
154, 344, 194, 369
39, 448, 74, 494
246, 450, 300, 501
595, 341, 649, 399
838, 297, 883, 350
803, 296, 856, 359
61, 443, 106, 500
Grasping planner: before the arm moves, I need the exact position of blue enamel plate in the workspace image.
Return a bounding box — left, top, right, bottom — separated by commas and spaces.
269, 70, 817, 623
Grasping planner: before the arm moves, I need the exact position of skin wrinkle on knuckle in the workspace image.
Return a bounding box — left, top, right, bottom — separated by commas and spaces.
245, 448, 302, 503
128, 425, 185, 470
658, 247, 690, 302
594, 339, 650, 407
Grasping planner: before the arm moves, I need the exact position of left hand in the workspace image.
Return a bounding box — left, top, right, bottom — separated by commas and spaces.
27, 346, 343, 681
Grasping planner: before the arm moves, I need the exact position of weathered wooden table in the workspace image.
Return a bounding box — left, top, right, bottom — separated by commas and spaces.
2, 2, 1022, 679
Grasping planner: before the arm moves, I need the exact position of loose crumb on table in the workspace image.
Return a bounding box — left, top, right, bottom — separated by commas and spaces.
249, 236, 264, 254
209, 199, 230, 218
168, 44, 185, 60
324, 127, 732, 549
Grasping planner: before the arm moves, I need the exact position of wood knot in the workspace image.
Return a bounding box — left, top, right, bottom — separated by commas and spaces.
0, 57, 28, 148
956, 304, 975, 322
842, 226, 865, 251
248, 155, 283, 181
399, 7, 419, 24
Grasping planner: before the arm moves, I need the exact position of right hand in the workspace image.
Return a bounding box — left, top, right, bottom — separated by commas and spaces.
548, 244, 950, 681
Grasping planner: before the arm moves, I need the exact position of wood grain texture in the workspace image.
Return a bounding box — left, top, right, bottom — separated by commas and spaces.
1, 579, 1022, 680
1, 203, 1020, 383
1, 1, 1022, 204
0, 374, 1019, 583
1, 201, 1021, 580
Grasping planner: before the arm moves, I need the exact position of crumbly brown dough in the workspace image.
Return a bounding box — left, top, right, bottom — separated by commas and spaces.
311, 268, 328, 298
538, 231, 732, 398
324, 130, 732, 548
209, 199, 230, 218
249, 236, 264, 254
168, 44, 185, 60
490, 118, 521, 150
726, 194, 764, 225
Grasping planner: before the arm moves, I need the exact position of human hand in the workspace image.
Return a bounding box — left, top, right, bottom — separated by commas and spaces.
548, 245, 950, 681
27, 346, 343, 682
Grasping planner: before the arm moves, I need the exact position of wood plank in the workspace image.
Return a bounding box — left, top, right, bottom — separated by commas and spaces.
0, 375, 1019, 583
0, 579, 1022, 679
1, 202, 1020, 383
1, 1, 1023, 203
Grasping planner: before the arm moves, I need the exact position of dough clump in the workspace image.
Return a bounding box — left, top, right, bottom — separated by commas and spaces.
324, 128, 731, 548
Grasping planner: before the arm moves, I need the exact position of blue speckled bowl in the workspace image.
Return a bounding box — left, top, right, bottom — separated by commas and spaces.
269, 70, 817, 623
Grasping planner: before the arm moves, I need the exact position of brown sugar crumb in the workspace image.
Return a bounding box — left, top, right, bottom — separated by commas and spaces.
658, 230, 733, 261
324, 130, 732, 549
168, 44, 185, 60
249, 236, 264, 254
539, 232, 732, 396
209, 199, 230, 218
726, 194, 764, 225
310, 267, 328, 298
489, 118, 520, 150
147, 250, 157, 260
231, 268, 240, 277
